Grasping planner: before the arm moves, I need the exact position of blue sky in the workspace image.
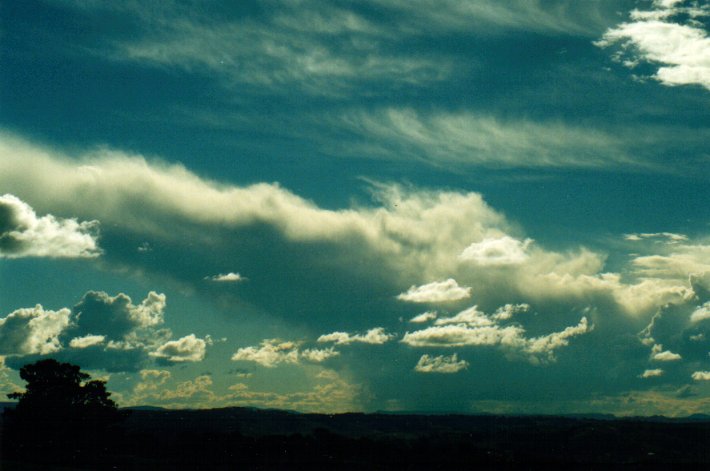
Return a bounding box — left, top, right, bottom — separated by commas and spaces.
1, 0, 709, 415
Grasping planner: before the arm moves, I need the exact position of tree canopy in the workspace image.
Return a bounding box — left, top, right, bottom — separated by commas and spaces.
3, 359, 126, 462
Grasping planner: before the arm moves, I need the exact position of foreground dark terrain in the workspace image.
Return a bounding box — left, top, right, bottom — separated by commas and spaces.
2, 403, 710, 469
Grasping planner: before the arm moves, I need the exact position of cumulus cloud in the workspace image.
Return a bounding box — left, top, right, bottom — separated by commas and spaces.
397, 279, 472, 303
434, 306, 494, 327
459, 236, 532, 266
414, 353, 469, 373
690, 301, 710, 323
317, 327, 393, 345
491, 303, 530, 321
597, 0, 710, 90
151, 334, 207, 363
692, 371, 710, 381
0, 194, 100, 258
71, 291, 166, 341
231, 339, 338, 367
0, 305, 71, 355
402, 302, 590, 363
641, 369, 664, 378
409, 311, 437, 323
651, 344, 682, 361
1, 290, 210, 373
206, 272, 245, 282
69, 334, 106, 349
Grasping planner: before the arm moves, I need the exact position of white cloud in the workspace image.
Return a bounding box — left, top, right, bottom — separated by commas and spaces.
414, 353, 469, 374
624, 232, 688, 243
641, 369, 664, 378
338, 108, 633, 169
691, 302, 710, 323
692, 371, 710, 381
651, 348, 682, 362
402, 302, 590, 363
0, 133, 703, 331
434, 306, 494, 327
597, 1, 710, 90
491, 303, 530, 321
397, 279, 471, 303
151, 334, 207, 363
69, 334, 106, 349
206, 272, 245, 282
232, 339, 300, 368
459, 236, 532, 266
300, 347, 340, 362
0, 194, 100, 258
409, 311, 437, 323
317, 327, 393, 345
231, 339, 339, 367
0, 305, 71, 355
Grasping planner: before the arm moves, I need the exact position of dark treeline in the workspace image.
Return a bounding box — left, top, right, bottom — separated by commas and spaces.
2, 360, 710, 469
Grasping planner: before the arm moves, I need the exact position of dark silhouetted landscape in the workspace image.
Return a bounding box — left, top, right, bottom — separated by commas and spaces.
3, 400, 710, 469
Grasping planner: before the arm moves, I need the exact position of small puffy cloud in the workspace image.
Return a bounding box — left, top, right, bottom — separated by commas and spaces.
434, 306, 494, 327
206, 272, 245, 282
651, 347, 682, 362
414, 353, 469, 374
491, 303, 530, 321
0, 305, 71, 355
0, 194, 101, 258
300, 347, 340, 362
231, 339, 337, 367
690, 302, 710, 323
459, 236, 531, 266
69, 334, 106, 349
317, 327, 393, 345
597, 1, 710, 90
641, 369, 664, 378
151, 334, 207, 363
692, 371, 710, 381
397, 279, 471, 303
409, 311, 437, 323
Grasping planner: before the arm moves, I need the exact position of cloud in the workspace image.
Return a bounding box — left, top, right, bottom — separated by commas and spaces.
624, 232, 688, 243
69, 334, 106, 349
71, 291, 166, 341
317, 327, 393, 345
690, 301, 710, 323
402, 302, 591, 364
206, 272, 245, 282
414, 353, 469, 374
650, 344, 682, 361
397, 279, 472, 303
151, 334, 208, 363
1, 289, 211, 373
0, 305, 71, 355
433, 306, 494, 327
459, 236, 532, 266
641, 369, 664, 378
231, 339, 338, 367
409, 311, 437, 323
597, 0, 710, 90
692, 371, 710, 381
336, 108, 635, 169
491, 304, 530, 321
0, 194, 100, 258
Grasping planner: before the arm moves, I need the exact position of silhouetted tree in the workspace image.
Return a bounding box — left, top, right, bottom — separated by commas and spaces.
2, 359, 126, 464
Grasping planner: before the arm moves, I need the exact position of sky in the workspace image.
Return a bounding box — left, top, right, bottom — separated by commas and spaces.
0, 0, 709, 416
